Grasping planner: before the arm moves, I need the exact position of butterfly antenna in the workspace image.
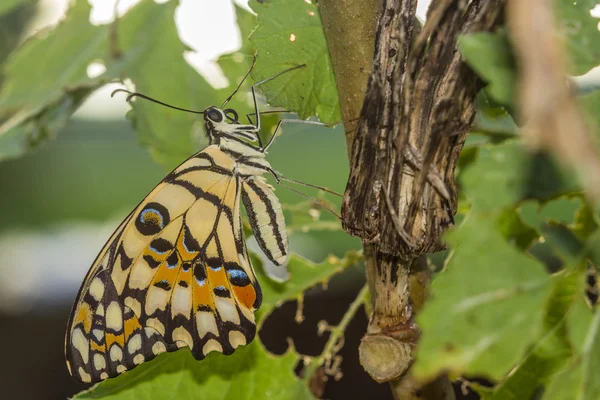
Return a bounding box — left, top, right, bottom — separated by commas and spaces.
278, 182, 341, 219
253, 64, 306, 87
278, 176, 343, 197
221, 55, 257, 108
111, 89, 205, 115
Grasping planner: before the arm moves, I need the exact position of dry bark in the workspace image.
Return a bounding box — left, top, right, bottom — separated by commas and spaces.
321, 0, 505, 398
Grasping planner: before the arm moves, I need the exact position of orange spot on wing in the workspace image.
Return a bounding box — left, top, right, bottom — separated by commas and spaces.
124, 314, 142, 337
232, 285, 257, 310
206, 266, 228, 288
74, 303, 93, 333
192, 271, 214, 311
151, 258, 180, 288
106, 332, 125, 348
90, 340, 105, 353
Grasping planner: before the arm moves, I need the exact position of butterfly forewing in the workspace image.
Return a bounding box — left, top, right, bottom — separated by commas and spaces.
66, 145, 263, 383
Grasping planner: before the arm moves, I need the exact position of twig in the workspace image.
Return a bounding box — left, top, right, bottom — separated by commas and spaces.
304, 284, 370, 379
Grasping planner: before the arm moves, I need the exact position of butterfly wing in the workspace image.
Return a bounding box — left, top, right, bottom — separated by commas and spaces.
241, 176, 288, 266
65, 145, 262, 383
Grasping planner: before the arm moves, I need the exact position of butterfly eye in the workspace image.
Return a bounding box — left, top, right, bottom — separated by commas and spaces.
206, 107, 223, 123
224, 108, 239, 123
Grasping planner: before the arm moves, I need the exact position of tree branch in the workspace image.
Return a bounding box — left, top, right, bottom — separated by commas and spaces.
320, 0, 505, 399
319, 0, 380, 156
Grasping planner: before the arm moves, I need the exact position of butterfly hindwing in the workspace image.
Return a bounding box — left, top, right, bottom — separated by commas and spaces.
242, 176, 288, 266
66, 251, 176, 383
66, 145, 262, 383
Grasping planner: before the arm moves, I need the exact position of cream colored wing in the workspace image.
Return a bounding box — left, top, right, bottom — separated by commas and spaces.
241, 175, 288, 266
66, 145, 261, 383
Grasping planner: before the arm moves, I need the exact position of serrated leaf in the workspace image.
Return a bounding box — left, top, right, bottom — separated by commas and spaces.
74, 342, 313, 400
413, 212, 554, 380
555, 0, 600, 75
248, 0, 340, 123
484, 268, 583, 400
458, 30, 517, 110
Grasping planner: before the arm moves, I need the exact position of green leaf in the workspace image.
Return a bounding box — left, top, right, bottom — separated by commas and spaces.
216, 4, 257, 104
249, 0, 341, 123
572, 196, 600, 240
74, 343, 313, 400
461, 141, 580, 212
484, 268, 583, 400
114, 0, 214, 169
282, 199, 342, 233
0, 0, 218, 167
0, 0, 27, 16
543, 301, 600, 400
0, 0, 36, 70
496, 208, 539, 251
458, 30, 517, 110
0, 0, 108, 160
215, 5, 279, 145
256, 250, 362, 321
539, 222, 586, 261
413, 211, 554, 380
0, 86, 92, 160
555, 0, 600, 75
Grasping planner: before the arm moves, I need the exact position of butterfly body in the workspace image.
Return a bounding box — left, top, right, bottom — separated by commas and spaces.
66, 106, 288, 383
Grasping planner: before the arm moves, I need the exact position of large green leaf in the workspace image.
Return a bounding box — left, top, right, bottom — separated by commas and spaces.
248, 0, 341, 123
0, 0, 36, 70
458, 31, 517, 110
0, 0, 220, 167
214, 5, 279, 145
75, 343, 313, 400
496, 207, 539, 251
460, 141, 580, 212
483, 267, 583, 400
413, 212, 554, 380
542, 300, 600, 400
0, 0, 108, 160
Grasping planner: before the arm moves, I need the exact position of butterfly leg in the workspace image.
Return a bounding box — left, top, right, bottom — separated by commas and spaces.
262, 118, 329, 152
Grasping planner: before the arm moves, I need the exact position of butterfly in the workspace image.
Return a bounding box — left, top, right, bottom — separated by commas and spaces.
65, 75, 293, 383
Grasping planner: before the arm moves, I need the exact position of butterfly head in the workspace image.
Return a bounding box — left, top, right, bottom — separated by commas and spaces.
204, 106, 259, 145
204, 107, 239, 125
